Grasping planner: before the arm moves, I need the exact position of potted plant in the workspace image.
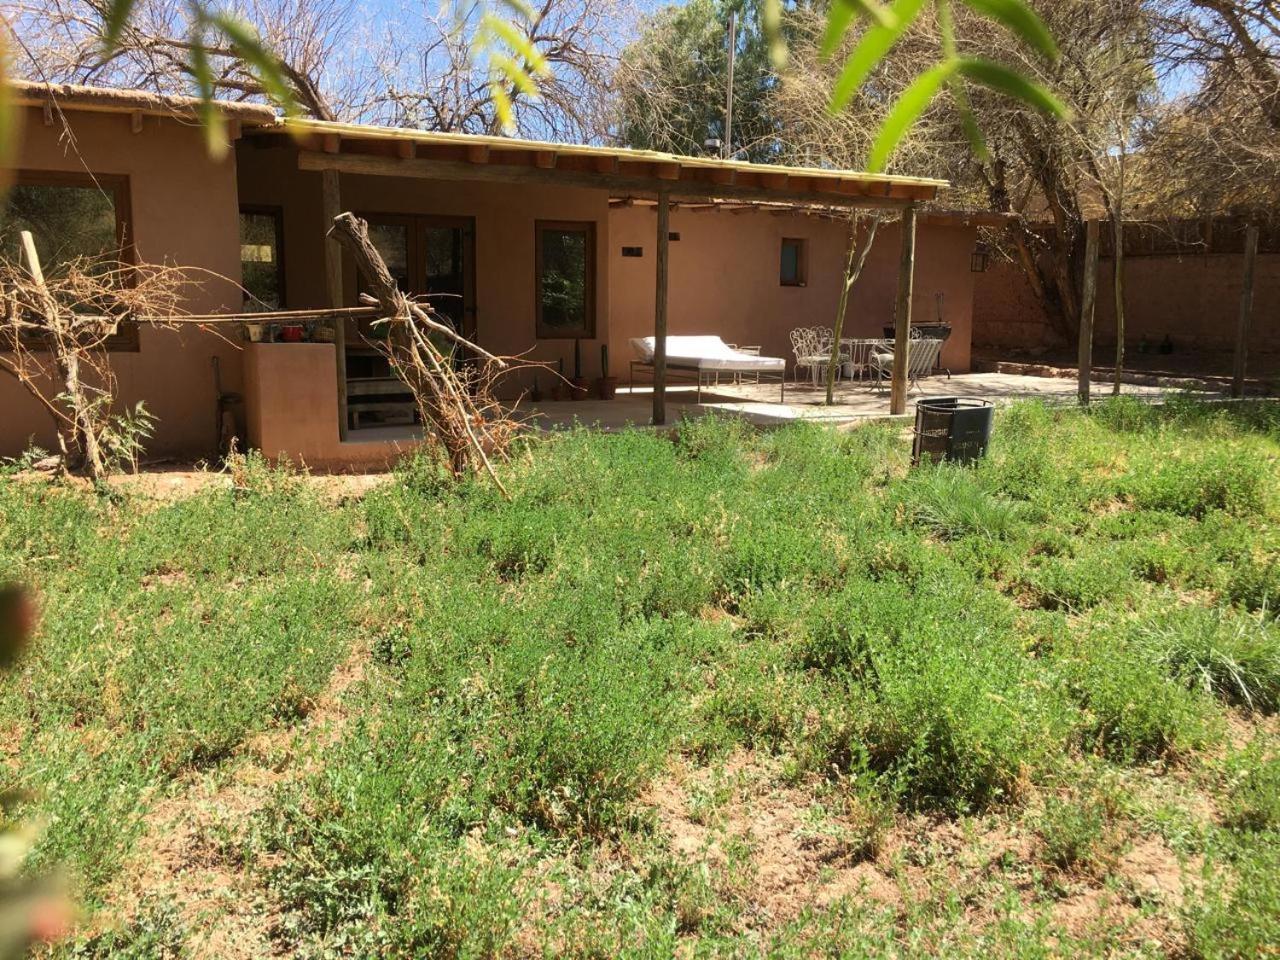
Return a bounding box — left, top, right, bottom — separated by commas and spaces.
549, 358, 567, 401
595, 344, 617, 400
570, 339, 590, 400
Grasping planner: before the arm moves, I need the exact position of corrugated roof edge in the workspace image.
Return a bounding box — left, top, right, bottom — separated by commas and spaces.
9, 79, 279, 124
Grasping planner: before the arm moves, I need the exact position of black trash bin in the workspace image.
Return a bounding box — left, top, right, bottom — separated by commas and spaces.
912, 397, 994, 466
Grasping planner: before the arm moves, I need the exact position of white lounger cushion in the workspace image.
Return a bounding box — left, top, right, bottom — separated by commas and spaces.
629, 336, 786, 373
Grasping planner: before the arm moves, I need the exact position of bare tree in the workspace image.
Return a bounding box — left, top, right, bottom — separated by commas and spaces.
1136, 0, 1280, 217
9, 0, 625, 137
357, 0, 624, 141
8, 0, 371, 119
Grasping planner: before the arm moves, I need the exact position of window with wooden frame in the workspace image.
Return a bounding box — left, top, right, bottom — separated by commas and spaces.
535, 220, 596, 339
0, 170, 138, 350
780, 237, 807, 287
239, 206, 286, 310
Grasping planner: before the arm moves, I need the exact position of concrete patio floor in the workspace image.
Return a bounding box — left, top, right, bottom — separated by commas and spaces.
517, 371, 1215, 431
343, 371, 1221, 443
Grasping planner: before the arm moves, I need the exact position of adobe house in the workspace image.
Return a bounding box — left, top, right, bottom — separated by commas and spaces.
3, 81, 981, 469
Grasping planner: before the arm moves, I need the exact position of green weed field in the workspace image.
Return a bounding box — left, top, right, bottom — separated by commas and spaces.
2, 397, 1278, 958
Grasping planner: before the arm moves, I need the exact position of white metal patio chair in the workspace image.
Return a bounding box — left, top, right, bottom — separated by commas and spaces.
868, 337, 944, 395
790, 327, 828, 385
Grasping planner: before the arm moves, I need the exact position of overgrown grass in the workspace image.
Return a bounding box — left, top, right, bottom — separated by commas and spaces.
1, 398, 1277, 956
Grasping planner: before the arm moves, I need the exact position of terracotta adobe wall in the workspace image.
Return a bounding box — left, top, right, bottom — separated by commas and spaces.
234, 143, 611, 393
1, 107, 245, 460
605, 204, 978, 379
974, 254, 1280, 357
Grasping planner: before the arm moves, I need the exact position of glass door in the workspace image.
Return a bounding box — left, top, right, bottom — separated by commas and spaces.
346, 214, 475, 430
421, 219, 475, 342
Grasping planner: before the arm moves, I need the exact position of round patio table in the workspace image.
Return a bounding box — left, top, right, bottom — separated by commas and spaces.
839, 338, 891, 382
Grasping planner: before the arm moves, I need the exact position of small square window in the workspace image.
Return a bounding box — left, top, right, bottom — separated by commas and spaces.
780, 237, 807, 286
621, 246, 644, 258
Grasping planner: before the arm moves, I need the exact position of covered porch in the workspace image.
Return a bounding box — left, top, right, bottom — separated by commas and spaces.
234, 117, 949, 466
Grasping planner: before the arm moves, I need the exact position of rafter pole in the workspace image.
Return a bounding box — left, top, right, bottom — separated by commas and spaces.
653, 190, 670, 426
321, 168, 348, 440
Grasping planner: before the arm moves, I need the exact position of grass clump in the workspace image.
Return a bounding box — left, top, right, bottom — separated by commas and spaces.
1135, 605, 1280, 712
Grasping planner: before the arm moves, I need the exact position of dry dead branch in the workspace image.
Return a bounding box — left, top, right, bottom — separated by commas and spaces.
327, 211, 522, 496
0, 239, 198, 481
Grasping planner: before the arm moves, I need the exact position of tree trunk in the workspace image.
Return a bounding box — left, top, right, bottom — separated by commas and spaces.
1078, 220, 1101, 405
1111, 214, 1125, 396
18, 231, 106, 480
982, 148, 1079, 346
1111, 149, 1126, 396
825, 215, 879, 405
1232, 223, 1260, 398
55, 347, 106, 481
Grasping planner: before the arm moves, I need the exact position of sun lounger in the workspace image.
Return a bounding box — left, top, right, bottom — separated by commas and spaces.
629, 336, 787, 401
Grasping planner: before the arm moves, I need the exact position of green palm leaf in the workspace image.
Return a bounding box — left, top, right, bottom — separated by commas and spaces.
187, 32, 227, 159
960, 0, 1057, 60
829, 0, 929, 111
101, 0, 140, 47
867, 58, 959, 171
207, 12, 299, 116
820, 0, 899, 58
957, 57, 1070, 117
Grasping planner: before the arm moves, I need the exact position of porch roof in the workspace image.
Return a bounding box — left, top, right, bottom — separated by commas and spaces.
9, 79, 279, 125
11, 78, 946, 207
258, 117, 946, 209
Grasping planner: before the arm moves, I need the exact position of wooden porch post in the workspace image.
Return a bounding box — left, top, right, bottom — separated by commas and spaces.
321, 168, 349, 440
1077, 219, 1100, 405
653, 190, 670, 425
1231, 223, 1260, 399
889, 203, 917, 416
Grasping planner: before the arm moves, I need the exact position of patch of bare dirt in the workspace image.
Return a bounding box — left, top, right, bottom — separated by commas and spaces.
1116, 836, 1198, 908
140, 570, 191, 591
641, 751, 902, 928
1045, 834, 1200, 954
11, 464, 396, 502
1050, 886, 1138, 939
103, 639, 371, 958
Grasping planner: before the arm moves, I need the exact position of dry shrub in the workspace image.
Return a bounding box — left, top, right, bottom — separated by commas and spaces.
0, 254, 196, 480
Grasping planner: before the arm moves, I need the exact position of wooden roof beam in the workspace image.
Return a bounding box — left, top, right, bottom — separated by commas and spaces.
322, 133, 341, 154
297, 151, 919, 210
534, 149, 558, 169
397, 140, 417, 159
466, 144, 489, 163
